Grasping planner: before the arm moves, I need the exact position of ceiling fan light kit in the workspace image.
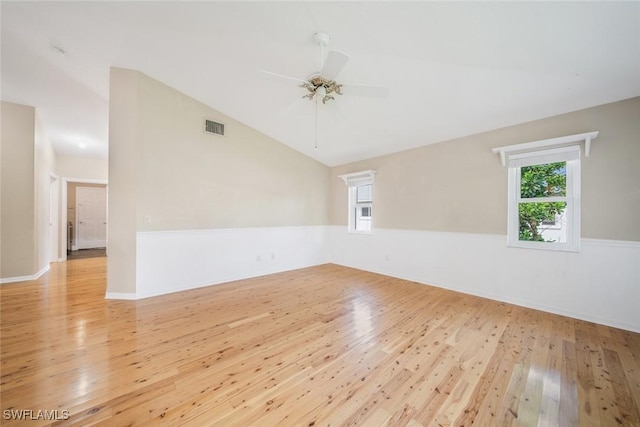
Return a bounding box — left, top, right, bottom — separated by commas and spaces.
260, 32, 389, 150
298, 32, 348, 104
260, 31, 388, 105
300, 76, 342, 104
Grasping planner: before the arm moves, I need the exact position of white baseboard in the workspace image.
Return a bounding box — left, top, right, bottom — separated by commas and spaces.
105, 292, 137, 300
0, 264, 50, 284
328, 226, 640, 333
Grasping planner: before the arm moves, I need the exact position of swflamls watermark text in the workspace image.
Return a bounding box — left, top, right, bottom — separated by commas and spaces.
3, 409, 70, 421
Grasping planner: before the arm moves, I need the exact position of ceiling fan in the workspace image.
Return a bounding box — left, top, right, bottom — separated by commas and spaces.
260, 32, 389, 105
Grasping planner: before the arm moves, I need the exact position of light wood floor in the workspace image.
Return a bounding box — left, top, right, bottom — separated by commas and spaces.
1, 259, 639, 426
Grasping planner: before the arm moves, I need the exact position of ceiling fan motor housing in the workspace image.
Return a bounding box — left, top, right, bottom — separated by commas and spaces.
313, 32, 331, 47
301, 75, 342, 103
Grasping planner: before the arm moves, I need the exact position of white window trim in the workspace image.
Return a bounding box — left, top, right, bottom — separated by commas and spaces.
492, 131, 598, 166
494, 132, 597, 252
338, 170, 376, 234
507, 156, 580, 252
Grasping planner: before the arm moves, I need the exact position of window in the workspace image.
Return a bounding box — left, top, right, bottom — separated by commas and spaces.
493, 132, 598, 252
338, 170, 376, 234
355, 184, 373, 232
510, 153, 578, 250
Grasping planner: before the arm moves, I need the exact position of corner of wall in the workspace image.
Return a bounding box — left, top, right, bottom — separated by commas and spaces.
106, 67, 139, 295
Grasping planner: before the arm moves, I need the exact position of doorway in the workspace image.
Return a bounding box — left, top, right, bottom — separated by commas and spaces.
62, 179, 108, 260
75, 186, 107, 249
67, 248, 106, 260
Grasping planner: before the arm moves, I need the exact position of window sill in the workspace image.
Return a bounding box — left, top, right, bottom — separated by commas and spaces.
348, 229, 373, 235
507, 241, 579, 253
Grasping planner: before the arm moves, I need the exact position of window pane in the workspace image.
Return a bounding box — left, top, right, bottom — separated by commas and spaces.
355, 202, 372, 231
356, 214, 371, 231
518, 202, 567, 242
356, 219, 371, 231
357, 184, 372, 202
520, 162, 566, 198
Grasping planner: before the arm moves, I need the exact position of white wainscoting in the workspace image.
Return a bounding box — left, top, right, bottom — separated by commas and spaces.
117, 224, 639, 332
135, 226, 329, 299
327, 226, 640, 333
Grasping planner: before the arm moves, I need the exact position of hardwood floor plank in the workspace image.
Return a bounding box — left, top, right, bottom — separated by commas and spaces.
610, 328, 640, 422
574, 321, 603, 425
537, 322, 562, 427
603, 347, 640, 425
1, 259, 639, 426
558, 339, 580, 426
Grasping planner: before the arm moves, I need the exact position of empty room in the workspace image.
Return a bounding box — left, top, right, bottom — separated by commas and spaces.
1, 2, 639, 426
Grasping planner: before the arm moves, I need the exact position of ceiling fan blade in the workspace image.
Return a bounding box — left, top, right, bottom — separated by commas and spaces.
259, 69, 306, 84
278, 97, 308, 119
339, 84, 389, 98
321, 50, 349, 80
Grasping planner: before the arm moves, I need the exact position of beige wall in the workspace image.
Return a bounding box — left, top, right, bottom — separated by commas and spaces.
1, 102, 59, 278
134, 69, 329, 231
108, 67, 330, 294
57, 155, 108, 181
108, 68, 139, 294
331, 97, 640, 242
1, 102, 36, 278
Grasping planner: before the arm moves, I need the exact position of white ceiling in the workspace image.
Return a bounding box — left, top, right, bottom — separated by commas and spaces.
2, 2, 639, 166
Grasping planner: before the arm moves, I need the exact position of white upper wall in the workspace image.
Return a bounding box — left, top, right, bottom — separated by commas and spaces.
57, 155, 108, 181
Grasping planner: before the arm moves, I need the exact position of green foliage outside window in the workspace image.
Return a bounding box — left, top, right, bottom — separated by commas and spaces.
519, 162, 566, 242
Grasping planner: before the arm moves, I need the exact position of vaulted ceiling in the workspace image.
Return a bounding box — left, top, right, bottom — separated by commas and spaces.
2, 2, 639, 166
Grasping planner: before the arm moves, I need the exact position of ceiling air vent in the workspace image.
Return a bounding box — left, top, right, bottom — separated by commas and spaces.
204, 118, 225, 136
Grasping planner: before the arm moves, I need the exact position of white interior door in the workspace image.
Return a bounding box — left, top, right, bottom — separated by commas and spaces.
76, 187, 107, 249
